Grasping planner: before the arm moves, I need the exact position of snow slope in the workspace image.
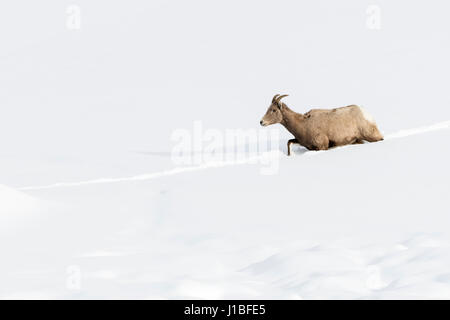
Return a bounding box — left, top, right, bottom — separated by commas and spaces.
0, 185, 44, 233
1, 1, 450, 299
2, 124, 450, 299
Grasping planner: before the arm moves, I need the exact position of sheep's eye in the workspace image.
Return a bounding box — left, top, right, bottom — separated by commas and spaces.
272, 109, 276, 113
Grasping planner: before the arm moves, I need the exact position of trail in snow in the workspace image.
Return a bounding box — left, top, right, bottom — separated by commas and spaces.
19, 120, 450, 191
383, 120, 450, 139
19, 152, 281, 191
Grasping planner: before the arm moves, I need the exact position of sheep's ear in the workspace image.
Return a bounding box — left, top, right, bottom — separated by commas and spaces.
277, 102, 283, 110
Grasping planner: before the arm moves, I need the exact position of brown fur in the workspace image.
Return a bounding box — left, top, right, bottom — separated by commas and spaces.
260, 94, 384, 154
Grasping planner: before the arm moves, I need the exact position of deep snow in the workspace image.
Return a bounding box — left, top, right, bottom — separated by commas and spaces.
1, 1, 450, 299
2, 125, 450, 299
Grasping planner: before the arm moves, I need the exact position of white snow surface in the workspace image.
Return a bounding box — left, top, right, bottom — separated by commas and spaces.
0, 185, 43, 232
1, 1, 450, 299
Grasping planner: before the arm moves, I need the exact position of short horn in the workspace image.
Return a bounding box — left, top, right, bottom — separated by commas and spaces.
276, 94, 289, 103
272, 94, 280, 103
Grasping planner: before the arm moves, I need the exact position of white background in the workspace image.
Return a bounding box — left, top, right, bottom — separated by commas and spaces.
1, 1, 450, 299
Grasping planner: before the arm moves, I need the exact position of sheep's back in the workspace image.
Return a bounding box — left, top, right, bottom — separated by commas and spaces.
304, 105, 364, 141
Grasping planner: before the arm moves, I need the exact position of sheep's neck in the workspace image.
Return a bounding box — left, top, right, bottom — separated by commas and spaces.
280, 106, 305, 138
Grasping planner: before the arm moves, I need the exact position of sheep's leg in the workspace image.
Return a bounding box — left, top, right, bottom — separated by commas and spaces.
287, 139, 298, 156
363, 125, 384, 142
313, 134, 329, 151
365, 133, 384, 142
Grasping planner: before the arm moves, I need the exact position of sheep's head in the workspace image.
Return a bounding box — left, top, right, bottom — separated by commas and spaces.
260, 94, 288, 126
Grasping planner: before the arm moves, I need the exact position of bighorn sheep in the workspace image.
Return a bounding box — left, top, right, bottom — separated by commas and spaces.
260, 94, 384, 155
